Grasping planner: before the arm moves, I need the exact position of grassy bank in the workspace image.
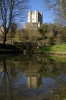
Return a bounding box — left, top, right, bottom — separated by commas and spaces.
39, 55, 66, 63
38, 44, 66, 52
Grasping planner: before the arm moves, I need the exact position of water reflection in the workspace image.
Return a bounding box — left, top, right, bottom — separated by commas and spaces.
25, 69, 42, 89
0, 60, 14, 100
0, 54, 66, 100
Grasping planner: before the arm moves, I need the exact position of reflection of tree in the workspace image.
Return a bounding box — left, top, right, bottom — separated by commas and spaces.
0, 60, 14, 100
1, 60, 13, 100
10, 59, 18, 80
0, 54, 66, 100
53, 84, 66, 100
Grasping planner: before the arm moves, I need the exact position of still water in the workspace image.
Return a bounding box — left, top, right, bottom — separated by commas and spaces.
0, 54, 66, 100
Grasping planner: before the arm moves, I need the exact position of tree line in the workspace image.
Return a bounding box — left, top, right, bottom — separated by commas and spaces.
0, 0, 66, 45
38, 23, 66, 45
0, 0, 29, 45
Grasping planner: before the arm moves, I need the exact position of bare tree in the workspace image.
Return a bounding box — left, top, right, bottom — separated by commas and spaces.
43, 0, 66, 25
10, 23, 17, 44
0, 0, 30, 45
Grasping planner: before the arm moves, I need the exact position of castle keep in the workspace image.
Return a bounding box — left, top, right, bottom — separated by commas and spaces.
24, 10, 43, 29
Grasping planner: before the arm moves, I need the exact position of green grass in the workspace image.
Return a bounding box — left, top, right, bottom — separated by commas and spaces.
39, 54, 66, 63
38, 44, 66, 52
47, 56, 66, 63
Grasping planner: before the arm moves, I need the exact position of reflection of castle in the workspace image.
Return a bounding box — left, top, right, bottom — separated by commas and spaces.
24, 72, 42, 89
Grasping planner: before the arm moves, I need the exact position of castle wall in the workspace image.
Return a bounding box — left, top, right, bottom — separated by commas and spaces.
25, 10, 43, 29
28, 10, 32, 22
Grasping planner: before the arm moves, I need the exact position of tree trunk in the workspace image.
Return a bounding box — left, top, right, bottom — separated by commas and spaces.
3, 32, 6, 45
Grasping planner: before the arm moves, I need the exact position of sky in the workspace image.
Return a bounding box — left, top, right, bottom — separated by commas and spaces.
29, 0, 54, 24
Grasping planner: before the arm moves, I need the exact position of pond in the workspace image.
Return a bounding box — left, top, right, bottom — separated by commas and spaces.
0, 54, 66, 100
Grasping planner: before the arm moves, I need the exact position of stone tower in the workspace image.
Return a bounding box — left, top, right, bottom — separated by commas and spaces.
24, 10, 43, 29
